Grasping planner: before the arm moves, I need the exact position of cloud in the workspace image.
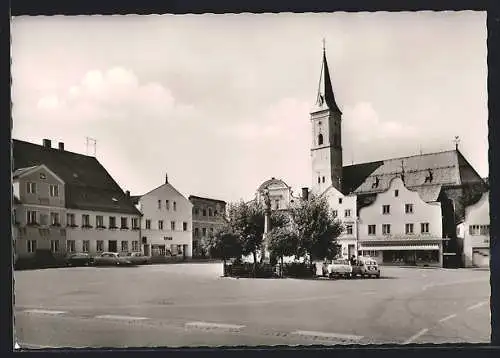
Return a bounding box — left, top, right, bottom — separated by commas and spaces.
343, 101, 420, 142
33, 66, 195, 124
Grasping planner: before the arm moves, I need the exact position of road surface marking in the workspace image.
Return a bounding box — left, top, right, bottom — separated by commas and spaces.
95, 315, 149, 321
291, 330, 364, 341
403, 328, 429, 344
467, 301, 488, 311
23, 309, 67, 315
185, 321, 246, 330
438, 314, 457, 323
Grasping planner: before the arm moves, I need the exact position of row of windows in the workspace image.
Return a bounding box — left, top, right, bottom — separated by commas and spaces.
26, 182, 60, 197
382, 204, 414, 215
157, 200, 177, 211
38, 239, 142, 253
469, 225, 490, 236
194, 227, 215, 237
333, 209, 351, 218
193, 207, 220, 217
367, 222, 430, 235
25, 211, 140, 230
144, 219, 188, 231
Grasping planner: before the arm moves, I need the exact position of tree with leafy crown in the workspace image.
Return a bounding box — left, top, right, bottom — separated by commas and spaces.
289, 193, 344, 264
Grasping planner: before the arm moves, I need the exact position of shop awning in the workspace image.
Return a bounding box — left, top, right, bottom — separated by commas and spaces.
360, 244, 440, 251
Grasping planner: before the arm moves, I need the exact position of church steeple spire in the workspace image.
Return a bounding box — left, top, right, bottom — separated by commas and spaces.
315, 40, 342, 114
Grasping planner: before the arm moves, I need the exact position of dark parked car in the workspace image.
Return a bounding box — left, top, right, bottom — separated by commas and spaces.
93, 252, 133, 266
66, 253, 94, 267
126, 252, 151, 265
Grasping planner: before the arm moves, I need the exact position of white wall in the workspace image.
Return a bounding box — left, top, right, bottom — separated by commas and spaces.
323, 186, 357, 258
463, 191, 490, 267
139, 183, 193, 257
359, 177, 442, 241
65, 209, 141, 254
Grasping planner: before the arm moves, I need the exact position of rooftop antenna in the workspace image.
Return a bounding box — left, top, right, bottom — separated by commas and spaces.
453, 136, 460, 151
86, 137, 97, 157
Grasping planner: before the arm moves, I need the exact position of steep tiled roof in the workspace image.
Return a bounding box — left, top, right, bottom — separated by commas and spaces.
13, 139, 141, 215
343, 150, 486, 203
188, 195, 227, 205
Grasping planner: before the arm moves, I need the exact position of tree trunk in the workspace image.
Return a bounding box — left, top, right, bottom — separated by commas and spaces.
223, 258, 227, 276
280, 256, 284, 278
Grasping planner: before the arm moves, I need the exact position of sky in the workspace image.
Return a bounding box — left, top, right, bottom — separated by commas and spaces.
11, 12, 488, 203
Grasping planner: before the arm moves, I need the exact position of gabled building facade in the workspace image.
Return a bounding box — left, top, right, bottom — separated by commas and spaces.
13, 164, 67, 260
132, 174, 193, 258
358, 177, 443, 266
189, 195, 227, 257
12, 139, 142, 258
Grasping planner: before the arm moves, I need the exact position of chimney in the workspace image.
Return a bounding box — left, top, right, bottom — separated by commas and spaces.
58, 142, 65, 151
42, 139, 51, 148
125, 190, 130, 198
165, 173, 169, 184
301, 187, 309, 200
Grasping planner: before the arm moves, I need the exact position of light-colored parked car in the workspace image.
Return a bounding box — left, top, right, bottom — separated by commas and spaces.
352, 256, 380, 278
126, 252, 151, 265
93, 252, 133, 266
322, 258, 353, 279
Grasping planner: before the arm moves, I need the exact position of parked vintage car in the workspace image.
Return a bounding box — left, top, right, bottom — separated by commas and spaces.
93, 252, 134, 266
65, 253, 94, 267
125, 252, 151, 265
322, 258, 353, 279
352, 256, 380, 278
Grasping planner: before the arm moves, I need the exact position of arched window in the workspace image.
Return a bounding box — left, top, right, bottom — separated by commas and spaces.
318, 177, 321, 184
318, 133, 324, 146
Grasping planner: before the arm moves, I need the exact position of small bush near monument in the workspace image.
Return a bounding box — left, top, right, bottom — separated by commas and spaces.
224, 262, 276, 278
282, 262, 316, 278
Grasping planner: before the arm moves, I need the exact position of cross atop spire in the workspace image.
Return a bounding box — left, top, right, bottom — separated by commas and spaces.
314, 40, 342, 114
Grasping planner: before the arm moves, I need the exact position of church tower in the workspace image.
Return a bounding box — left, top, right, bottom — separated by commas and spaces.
310, 43, 343, 195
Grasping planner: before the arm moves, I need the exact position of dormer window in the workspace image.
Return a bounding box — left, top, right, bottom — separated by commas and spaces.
372, 177, 380, 189
322, 176, 325, 183
318, 177, 321, 184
